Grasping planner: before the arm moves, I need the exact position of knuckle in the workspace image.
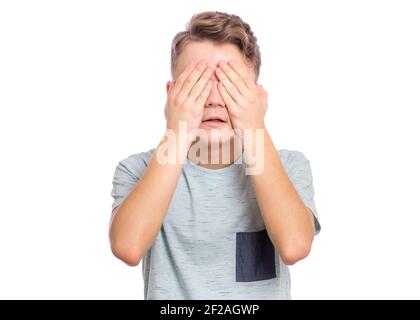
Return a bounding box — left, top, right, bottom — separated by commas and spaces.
238, 98, 247, 107
174, 96, 183, 106
183, 100, 192, 109
244, 92, 253, 101
249, 95, 257, 104
185, 76, 196, 87
168, 94, 176, 104
229, 107, 239, 116
230, 72, 238, 81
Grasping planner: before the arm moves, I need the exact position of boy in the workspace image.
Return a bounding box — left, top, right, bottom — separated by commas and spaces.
110, 11, 321, 299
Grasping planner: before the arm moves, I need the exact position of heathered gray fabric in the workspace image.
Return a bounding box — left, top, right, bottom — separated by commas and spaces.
111, 148, 320, 300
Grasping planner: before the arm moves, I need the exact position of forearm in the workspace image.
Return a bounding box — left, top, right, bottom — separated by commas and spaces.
109, 59, 213, 266
249, 128, 314, 265
109, 132, 188, 265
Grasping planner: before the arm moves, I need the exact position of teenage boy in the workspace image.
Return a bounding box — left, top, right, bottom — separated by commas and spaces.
110, 11, 321, 299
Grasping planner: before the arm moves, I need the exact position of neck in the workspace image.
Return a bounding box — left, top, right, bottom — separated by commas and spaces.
187, 137, 243, 169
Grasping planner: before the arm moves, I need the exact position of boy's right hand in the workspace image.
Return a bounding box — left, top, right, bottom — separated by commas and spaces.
164, 59, 213, 138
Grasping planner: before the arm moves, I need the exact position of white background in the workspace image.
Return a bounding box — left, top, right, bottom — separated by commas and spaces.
1, 0, 419, 299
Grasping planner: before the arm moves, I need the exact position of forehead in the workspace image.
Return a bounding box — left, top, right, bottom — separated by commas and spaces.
174, 40, 254, 78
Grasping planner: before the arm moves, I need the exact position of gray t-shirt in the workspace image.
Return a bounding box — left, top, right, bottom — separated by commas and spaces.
111, 148, 321, 299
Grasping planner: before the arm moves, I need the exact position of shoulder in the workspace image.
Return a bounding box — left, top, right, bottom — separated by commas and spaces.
119, 147, 155, 165
277, 148, 311, 173
115, 148, 156, 175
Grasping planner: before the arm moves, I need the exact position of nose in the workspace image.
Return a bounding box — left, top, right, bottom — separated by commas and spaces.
204, 72, 225, 108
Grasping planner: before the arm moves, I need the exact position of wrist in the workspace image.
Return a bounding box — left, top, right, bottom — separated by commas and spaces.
155, 128, 191, 166
242, 126, 267, 175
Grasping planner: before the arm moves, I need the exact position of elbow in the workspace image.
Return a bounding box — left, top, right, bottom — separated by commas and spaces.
280, 241, 312, 265
110, 241, 144, 267
109, 210, 144, 267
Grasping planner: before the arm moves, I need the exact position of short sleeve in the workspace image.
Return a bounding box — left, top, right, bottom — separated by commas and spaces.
283, 150, 321, 236
110, 153, 149, 213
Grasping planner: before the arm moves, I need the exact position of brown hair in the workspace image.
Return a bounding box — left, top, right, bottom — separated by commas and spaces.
170, 11, 261, 81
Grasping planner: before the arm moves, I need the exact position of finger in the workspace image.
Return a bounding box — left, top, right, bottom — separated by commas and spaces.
184, 66, 213, 105
217, 81, 239, 114
259, 84, 268, 99
227, 59, 258, 92
171, 62, 197, 97
218, 60, 250, 97
176, 60, 209, 104
195, 79, 213, 106
256, 84, 268, 114
215, 67, 244, 105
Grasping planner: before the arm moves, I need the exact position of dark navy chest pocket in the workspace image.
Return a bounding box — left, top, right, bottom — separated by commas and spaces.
236, 229, 277, 282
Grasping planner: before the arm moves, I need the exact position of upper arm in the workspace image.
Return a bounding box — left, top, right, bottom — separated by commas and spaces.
110, 154, 148, 213
283, 150, 321, 236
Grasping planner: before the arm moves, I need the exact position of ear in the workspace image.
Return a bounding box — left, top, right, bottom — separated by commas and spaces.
166, 81, 173, 95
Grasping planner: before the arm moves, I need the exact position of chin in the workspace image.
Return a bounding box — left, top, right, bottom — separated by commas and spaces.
197, 123, 234, 146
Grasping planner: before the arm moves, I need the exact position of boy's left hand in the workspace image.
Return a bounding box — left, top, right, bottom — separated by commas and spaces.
215, 59, 268, 131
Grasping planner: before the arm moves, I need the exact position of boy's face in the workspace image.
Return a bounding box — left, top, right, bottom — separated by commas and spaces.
167, 40, 256, 145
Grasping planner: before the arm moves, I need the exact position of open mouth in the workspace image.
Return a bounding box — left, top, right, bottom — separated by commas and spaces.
201, 117, 227, 128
